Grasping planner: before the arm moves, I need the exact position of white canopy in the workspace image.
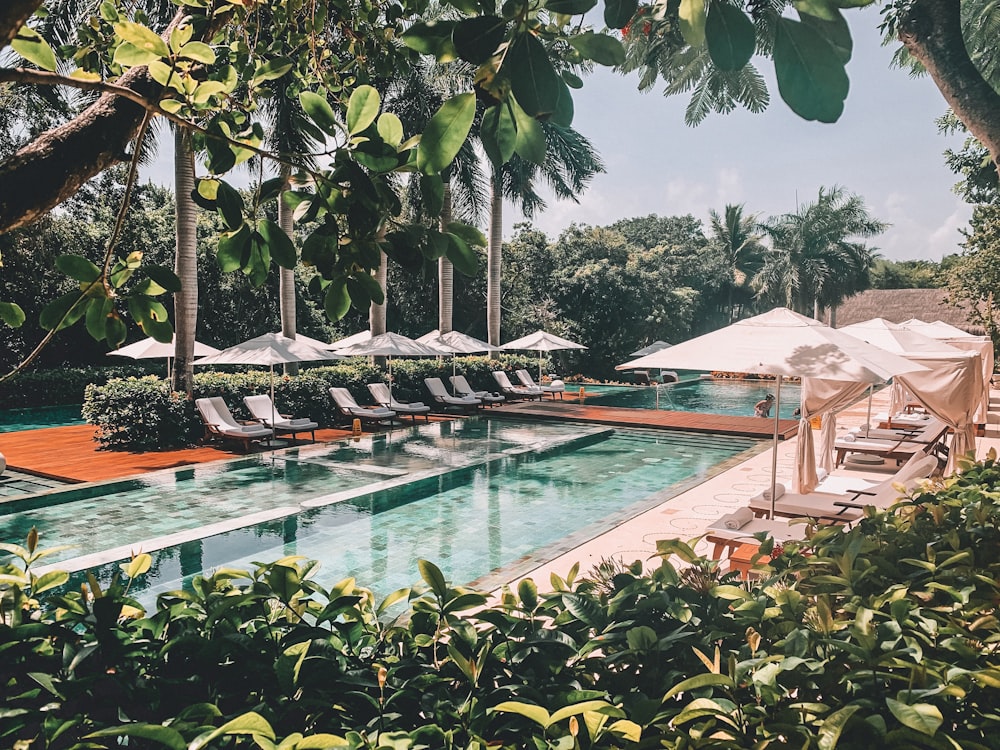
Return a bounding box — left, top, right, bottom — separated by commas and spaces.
502, 330, 587, 379
630, 340, 672, 358
328, 330, 372, 350
336, 331, 444, 358
420, 330, 498, 355
196, 333, 340, 367
838, 318, 961, 355
900, 319, 973, 339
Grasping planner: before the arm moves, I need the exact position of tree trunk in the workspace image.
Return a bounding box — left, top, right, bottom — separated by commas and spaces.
1, 1, 44, 50
278, 163, 298, 375
438, 180, 454, 334
370, 244, 388, 337
172, 128, 198, 397
486, 173, 503, 346
899, 0, 1000, 179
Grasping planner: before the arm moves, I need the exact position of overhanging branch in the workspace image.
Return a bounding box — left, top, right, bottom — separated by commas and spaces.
0, 0, 44, 51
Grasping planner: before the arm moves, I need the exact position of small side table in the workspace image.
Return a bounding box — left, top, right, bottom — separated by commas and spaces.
728, 543, 762, 580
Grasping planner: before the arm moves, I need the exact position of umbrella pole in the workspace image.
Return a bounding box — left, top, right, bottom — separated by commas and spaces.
270, 364, 277, 449
538, 351, 543, 381
865, 385, 874, 435
452, 355, 457, 395
770, 376, 782, 520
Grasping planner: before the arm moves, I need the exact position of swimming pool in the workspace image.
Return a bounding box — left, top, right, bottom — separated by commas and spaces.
0, 404, 84, 432
586, 379, 802, 418
9, 417, 761, 604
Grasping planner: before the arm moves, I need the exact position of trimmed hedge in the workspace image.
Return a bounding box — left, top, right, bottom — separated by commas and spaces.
3, 454, 1000, 748
0, 363, 159, 407
82, 355, 540, 449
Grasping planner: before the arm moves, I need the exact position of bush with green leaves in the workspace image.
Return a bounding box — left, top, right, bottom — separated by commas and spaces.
0, 363, 159, 407
4, 453, 1000, 748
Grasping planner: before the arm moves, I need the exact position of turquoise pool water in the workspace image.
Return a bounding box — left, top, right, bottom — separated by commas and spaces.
8, 418, 761, 604
0, 404, 84, 432
587, 380, 802, 418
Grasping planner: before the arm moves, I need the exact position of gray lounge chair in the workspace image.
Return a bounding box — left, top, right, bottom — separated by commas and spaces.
449, 375, 505, 407
329, 387, 397, 427
424, 377, 480, 412
367, 383, 431, 422
492, 370, 543, 400
195, 397, 273, 451
243, 394, 318, 442
515, 369, 564, 399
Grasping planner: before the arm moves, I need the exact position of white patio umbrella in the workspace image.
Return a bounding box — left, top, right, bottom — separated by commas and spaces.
195, 333, 342, 441
900, 319, 973, 339
335, 331, 444, 403
501, 330, 588, 380
420, 330, 499, 391
630, 340, 672, 357
108, 335, 221, 380
328, 329, 372, 349
615, 308, 927, 518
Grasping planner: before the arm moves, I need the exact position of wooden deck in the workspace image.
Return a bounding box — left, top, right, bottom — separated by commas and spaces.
496, 399, 799, 440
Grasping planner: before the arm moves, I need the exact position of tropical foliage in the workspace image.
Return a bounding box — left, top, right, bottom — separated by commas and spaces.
4, 452, 1000, 748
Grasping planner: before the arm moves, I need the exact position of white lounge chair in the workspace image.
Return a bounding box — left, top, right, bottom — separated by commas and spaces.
834, 423, 947, 466
449, 375, 505, 407
329, 387, 397, 427
705, 509, 830, 559
424, 377, 480, 412
195, 397, 273, 451
243, 394, 318, 442
747, 452, 939, 522
492, 370, 543, 400
367, 383, 431, 422
514, 369, 565, 399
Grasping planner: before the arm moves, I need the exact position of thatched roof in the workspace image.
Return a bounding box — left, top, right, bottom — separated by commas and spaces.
824, 289, 985, 334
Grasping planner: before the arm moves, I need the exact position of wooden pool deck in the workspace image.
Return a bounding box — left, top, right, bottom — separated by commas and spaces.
3, 399, 795, 485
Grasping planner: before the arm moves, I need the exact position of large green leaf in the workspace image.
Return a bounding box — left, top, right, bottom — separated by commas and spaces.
215, 181, 245, 230
773, 17, 848, 123
662, 673, 735, 701
0, 301, 25, 328
258, 219, 297, 269
40, 292, 86, 331
401, 21, 458, 61
492, 701, 550, 727
417, 559, 449, 599
817, 705, 860, 750
678, 0, 707, 47
252, 57, 294, 87
347, 85, 380, 135
217, 225, 251, 272
793, 0, 839, 21
416, 93, 476, 174
12, 25, 58, 71
445, 233, 479, 276
511, 99, 546, 165
113, 21, 169, 58
112, 41, 160, 67
452, 16, 507, 65
885, 698, 943, 736
480, 104, 517, 166
568, 32, 625, 66
324, 280, 351, 320
799, 8, 853, 63
505, 34, 572, 124
445, 221, 487, 247
421, 173, 444, 216
604, 0, 639, 28
85, 297, 112, 341
352, 271, 385, 306
377, 112, 404, 147
705, 2, 755, 71
143, 265, 181, 293
177, 41, 215, 64
299, 91, 338, 136
56, 255, 101, 283
87, 724, 186, 750
190, 712, 275, 750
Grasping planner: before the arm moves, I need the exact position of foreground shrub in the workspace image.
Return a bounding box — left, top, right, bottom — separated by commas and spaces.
0, 363, 159, 407
3, 452, 1000, 748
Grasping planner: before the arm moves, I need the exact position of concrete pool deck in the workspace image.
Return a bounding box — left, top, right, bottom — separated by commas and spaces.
514, 386, 1000, 586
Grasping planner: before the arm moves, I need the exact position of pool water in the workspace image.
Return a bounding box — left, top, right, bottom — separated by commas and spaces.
587, 379, 802, 418
10, 418, 761, 605
0, 404, 84, 432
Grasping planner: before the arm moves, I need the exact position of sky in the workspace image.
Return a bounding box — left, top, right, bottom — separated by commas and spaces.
517, 8, 972, 262
139, 8, 972, 263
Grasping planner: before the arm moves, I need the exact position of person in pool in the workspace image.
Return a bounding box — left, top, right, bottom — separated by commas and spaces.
754, 393, 775, 418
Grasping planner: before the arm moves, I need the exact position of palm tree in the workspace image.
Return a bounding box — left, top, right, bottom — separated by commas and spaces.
707, 203, 765, 321
753, 186, 885, 317
486, 124, 605, 345
172, 127, 198, 395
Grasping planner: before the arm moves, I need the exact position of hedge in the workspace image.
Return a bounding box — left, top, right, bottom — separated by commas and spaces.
0, 363, 160, 407
3, 453, 1000, 748
81, 355, 540, 450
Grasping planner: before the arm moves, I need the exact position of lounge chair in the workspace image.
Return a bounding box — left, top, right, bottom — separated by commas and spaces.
195, 397, 274, 451
449, 375, 505, 407
367, 382, 431, 422
492, 370, 543, 401
328, 387, 397, 427
833, 421, 948, 467
747, 452, 939, 522
515, 369, 565, 399
243, 394, 318, 442
423, 377, 481, 412
704, 509, 830, 559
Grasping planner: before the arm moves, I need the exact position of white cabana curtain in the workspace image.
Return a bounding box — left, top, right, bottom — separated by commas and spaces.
943, 338, 992, 423
796, 378, 872, 493
895, 352, 983, 473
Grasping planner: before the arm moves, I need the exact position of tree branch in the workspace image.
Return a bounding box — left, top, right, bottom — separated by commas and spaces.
898, 0, 1000, 178
0, 0, 44, 51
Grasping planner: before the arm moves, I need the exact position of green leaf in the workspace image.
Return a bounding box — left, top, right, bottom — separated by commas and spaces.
421, 173, 444, 216
491, 701, 550, 727
257, 177, 286, 205
113, 21, 169, 58
33, 569, 70, 594
217, 225, 251, 272
549, 701, 618, 726
417, 559, 449, 599
190, 712, 276, 750
258, 219, 297, 269
885, 698, 943, 736
547, 0, 597, 13
562, 70, 583, 89
446, 221, 487, 247
604, 0, 639, 28
662, 673, 735, 701
517, 578, 538, 610
324, 280, 351, 321
679, 0, 706, 47
106, 313, 128, 349
377, 113, 404, 146
506, 34, 573, 125
445, 233, 478, 276
56, 255, 101, 283
40, 292, 86, 331
568, 32, 625, 66
480, 104, 517, 166
296, 735, 349, 749
452, 16, 507, 65
626, 625, 658, 650
561, 592, 606, 629
177, 41, 215, 64
353, 271, 385, 306
817, 705, 860, 750
793, 0, 839, 22
0, 301, 26, 328
114, 40, 163, 67
299, 91, 339, 136
705, 2, 756, 71
347, 85, 381, 135
401, 20, 458, 61
773, 17, 848, 122
252, 57, 294, 87
511, 98, 546, 165
216, 181, 245, 230
417, 93, 476, 174
87, 724, 186, 750
799, 8, 853, 63
122, 553, 152, 579
143, 265, 181, 293
85, 297, 112, 341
